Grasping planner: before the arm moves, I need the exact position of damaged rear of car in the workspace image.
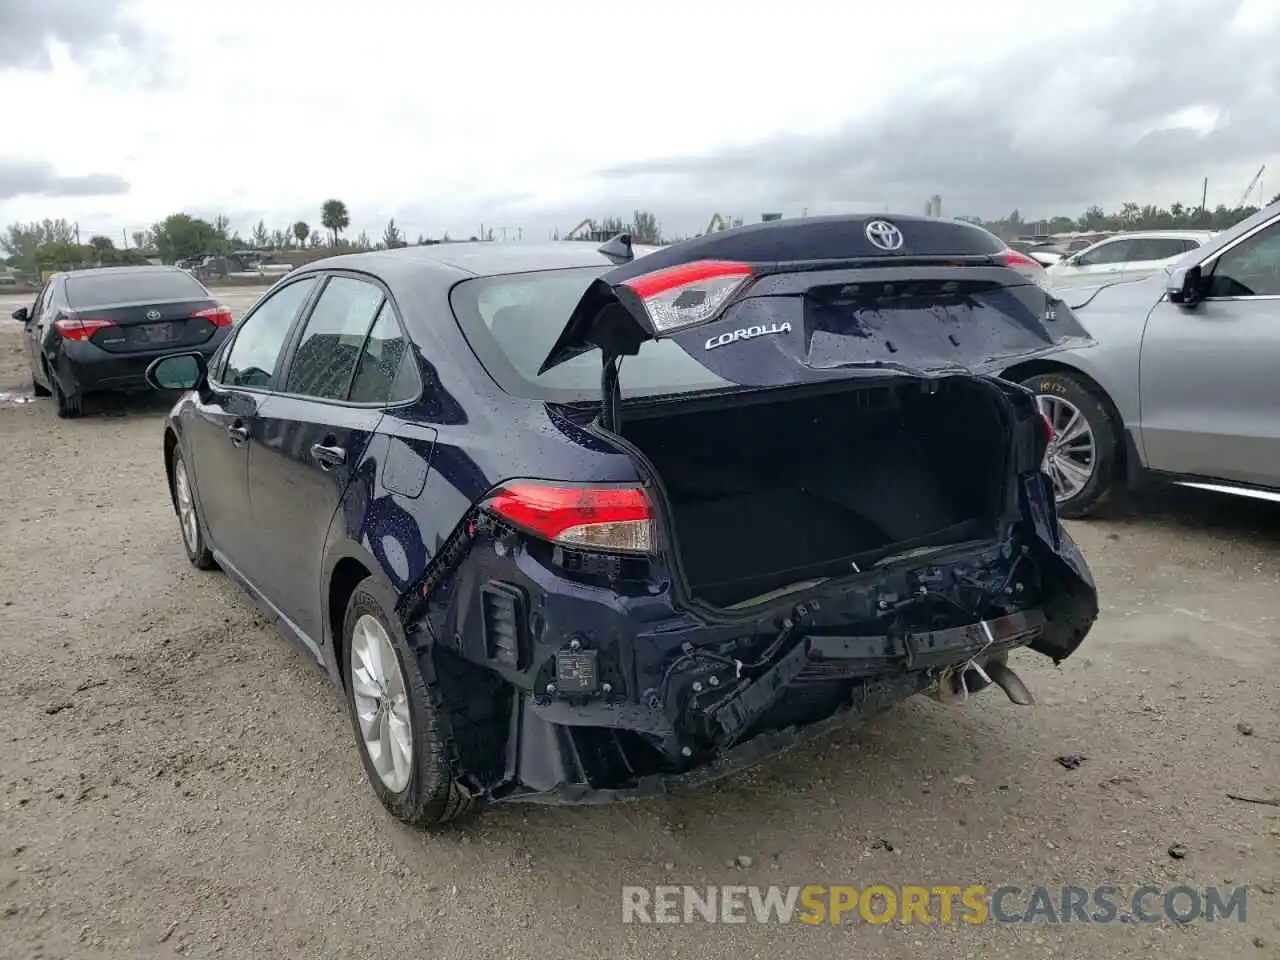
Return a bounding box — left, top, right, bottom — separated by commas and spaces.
397, 215, 1099, 818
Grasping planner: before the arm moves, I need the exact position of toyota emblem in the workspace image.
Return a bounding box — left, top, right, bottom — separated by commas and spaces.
145, 309, 161, 321
864, 220, 904, 252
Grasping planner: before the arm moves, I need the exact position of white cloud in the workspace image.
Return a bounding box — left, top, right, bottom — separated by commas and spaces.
1, 0, 1277, 240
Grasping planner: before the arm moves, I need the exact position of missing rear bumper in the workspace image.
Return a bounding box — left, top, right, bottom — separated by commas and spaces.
499, 610, 1046, 804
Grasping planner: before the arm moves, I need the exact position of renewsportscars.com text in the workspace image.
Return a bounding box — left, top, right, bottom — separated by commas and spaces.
621, 884, 1249, 925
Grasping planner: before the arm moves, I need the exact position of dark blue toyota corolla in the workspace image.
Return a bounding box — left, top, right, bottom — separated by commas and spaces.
148, 215, 1100, 828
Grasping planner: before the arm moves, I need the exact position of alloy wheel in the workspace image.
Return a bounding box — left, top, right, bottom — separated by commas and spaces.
1037, 394, 1097, 503
349, 614, 413, 793
174, 459, 199, 552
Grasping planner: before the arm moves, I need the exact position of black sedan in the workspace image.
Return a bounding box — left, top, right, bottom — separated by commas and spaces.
146, 216, 1100, 828
11, 265, 233, 417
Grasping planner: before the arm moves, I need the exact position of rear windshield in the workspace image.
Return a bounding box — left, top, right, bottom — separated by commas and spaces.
66, 270, 209, 308
451, 267, 732, 402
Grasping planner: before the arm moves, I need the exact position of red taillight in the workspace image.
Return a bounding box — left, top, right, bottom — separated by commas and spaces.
194, 304, 234, 327
999, 249, 1044, 271
620, 260, 753, 333
53, 313, 115, 341
998, 249, 1052, 292
484, 481, 655, 554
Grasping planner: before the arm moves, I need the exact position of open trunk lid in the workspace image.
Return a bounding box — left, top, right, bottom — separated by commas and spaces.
539, 215, 1095, 394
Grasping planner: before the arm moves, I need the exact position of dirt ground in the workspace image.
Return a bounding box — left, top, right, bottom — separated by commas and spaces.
0, 288, 1276, 959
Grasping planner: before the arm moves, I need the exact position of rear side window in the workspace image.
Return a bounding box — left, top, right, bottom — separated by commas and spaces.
1130, 238, 1194, 261
285, 277, 385, 400
451, 267, 731, 402
348, 303, 419, 404
65, 270, 208, 307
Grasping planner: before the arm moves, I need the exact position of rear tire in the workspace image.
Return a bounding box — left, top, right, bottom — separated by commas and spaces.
1021, 371, 1120, 518
50, 370, 82, 419
342, 579, 479, 829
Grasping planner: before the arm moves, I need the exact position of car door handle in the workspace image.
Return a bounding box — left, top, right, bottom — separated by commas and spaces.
227, 422, 248, 445
311, 443, 346, 468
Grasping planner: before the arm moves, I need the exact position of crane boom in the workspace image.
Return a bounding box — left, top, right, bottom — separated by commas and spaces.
1237, 165, 1265, 208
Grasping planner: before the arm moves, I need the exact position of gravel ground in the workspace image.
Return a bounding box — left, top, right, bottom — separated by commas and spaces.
0, 288, 1276, 959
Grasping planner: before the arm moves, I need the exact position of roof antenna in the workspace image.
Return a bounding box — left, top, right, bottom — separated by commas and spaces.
598, 232, 634, 264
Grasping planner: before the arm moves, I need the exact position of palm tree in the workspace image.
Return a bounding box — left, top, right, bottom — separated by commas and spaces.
321, 200, 350, 246
293, 221, 310, 247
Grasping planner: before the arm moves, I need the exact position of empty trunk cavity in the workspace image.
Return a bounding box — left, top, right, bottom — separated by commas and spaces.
620, 378, 1010, 609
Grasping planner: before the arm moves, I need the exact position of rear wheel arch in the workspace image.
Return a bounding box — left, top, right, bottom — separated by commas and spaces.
328, 556, 374, 681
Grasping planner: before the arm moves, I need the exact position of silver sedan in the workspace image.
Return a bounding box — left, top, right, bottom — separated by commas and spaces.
999, 200, 1280, 516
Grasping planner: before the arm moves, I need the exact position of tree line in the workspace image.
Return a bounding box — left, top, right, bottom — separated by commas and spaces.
6, 194, 1277, 273
963, 193, 1280, 240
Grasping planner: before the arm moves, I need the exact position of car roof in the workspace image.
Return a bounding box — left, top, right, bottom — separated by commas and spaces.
63, 264, 188, 279
1099, 230, 1215, 240
294, 241, 664, 281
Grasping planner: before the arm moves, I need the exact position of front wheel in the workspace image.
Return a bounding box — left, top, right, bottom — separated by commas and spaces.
171, 450, 217, 569
1022, 372, 1120, 518
343, 579, 479, 829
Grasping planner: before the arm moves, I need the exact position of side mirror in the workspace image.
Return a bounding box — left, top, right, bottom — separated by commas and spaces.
11, 307, 28, 323
146, 351, 207, 391
1166, 264, 1203, 306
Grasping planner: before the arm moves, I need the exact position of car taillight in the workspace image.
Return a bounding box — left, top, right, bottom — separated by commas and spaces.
193, 304, 234, 327
52, 312, 115, 341
620, 260, 754, 333
483, 481, 655, 554
997, 249, 1053, 291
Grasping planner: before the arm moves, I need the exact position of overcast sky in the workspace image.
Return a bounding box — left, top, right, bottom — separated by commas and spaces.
1, 0, 1277, 242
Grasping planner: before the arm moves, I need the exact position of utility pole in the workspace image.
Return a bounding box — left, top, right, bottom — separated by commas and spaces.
1200, 177, 1208, 213
122, 228, 128, 248
517, 226, 523, 241
74, 222, 81, 244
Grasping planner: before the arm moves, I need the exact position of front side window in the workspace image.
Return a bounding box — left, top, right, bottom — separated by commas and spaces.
222, 277, 317, 389
283, 276, 385, 400
1206, 222, 1280, 298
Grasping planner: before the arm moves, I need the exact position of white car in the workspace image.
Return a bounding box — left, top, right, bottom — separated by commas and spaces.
1045, 231, 1215, 289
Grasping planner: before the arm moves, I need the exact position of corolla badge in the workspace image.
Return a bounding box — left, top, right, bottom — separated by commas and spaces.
145, 309, 162, 320
705, 321, 792, 350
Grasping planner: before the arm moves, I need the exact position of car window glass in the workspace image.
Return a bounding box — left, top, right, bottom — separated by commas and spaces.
284, 276, 384, 400
1206, 223, 1280, 298
1076, 240, 1132, 266
1130, 238, 1188, 261
222, 277, 317, 389
348, 302, 417, 404
65, 270, 208, 308
1178, 238, 1202, 253
30, 284, 49, 318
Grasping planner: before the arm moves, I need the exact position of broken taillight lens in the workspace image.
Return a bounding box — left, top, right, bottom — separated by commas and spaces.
620, 260, 754, 333
483, 481, 655, 554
